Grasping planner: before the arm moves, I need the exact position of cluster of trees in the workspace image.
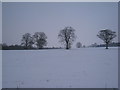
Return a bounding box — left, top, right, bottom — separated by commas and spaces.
21, 32, 47, 49
1, 27, 117, 50
20, 27, 77, 50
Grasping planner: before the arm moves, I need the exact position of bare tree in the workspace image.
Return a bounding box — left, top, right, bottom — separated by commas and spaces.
21, 33, 34, 49
76, 42, 82, 48
97, 29, 116, 49
58, 26, 76, 49
33, 32, 47, 49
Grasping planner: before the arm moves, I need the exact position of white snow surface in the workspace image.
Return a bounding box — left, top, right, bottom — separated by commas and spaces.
2, 47, 118, 88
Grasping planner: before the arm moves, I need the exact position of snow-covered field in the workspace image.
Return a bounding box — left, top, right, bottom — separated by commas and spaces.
2, 47, 118, 88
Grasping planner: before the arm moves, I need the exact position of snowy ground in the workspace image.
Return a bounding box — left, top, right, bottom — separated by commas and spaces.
2, 47, 118, 88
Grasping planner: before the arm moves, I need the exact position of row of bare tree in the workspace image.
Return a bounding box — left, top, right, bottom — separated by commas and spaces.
21, 26, 116, 49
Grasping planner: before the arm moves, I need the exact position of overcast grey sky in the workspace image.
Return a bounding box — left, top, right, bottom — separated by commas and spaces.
2, 2, 118, 47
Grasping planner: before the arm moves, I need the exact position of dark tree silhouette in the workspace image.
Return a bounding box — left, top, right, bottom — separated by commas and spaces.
58, 26, 76, 49
21, 33, 34, 49
76, 42, 82, 48
97, 29, 116, 49
33, 32, 47, 49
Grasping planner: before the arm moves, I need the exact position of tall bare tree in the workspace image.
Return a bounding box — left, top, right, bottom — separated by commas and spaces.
33, 32, 47, 49
97, 29, 116, 49
21, 33, 34, 49
58, 26, 76, 49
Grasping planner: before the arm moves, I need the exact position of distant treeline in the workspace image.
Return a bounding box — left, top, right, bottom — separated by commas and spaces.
89, 42, 120, 47
1, 42, 120, 50
0, 44, 62, 50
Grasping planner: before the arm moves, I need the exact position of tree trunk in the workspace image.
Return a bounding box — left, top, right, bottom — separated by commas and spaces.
38, 46, 43, 49
106, 42, 108, 49
66, 43, 69, 49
